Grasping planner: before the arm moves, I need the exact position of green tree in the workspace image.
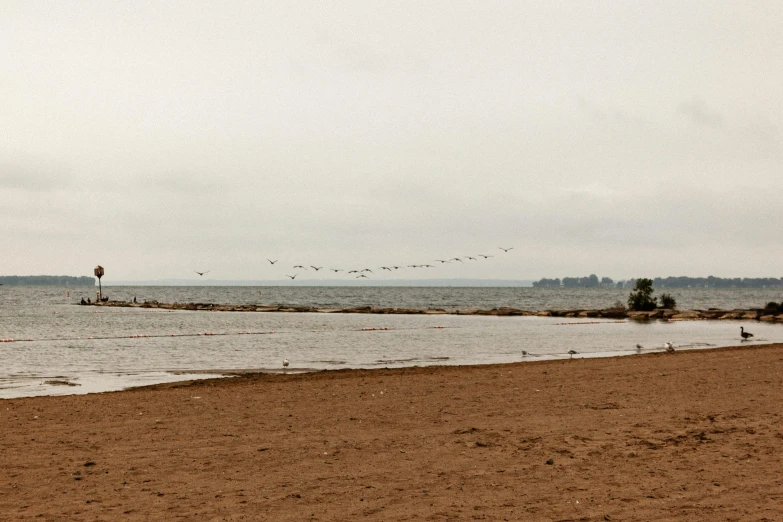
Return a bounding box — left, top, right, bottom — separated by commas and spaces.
659, 293, 677, 309
628, 278, 657, 311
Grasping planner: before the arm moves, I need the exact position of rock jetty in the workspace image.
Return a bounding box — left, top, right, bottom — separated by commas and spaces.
86, 301, 783, 322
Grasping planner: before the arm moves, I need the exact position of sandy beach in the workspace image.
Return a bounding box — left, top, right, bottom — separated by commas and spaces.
3, 344, 783, 521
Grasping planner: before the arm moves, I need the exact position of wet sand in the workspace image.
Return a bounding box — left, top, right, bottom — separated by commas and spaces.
2, 344, 783, 521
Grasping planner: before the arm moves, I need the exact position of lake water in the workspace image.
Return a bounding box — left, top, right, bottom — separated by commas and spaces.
1, 286, 781, 399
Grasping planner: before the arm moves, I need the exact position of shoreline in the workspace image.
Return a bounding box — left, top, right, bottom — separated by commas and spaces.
3, 343, 783, 520
87, 300, 783, 322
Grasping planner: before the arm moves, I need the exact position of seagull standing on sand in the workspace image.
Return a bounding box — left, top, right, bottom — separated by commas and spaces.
740, 326, 754, 341
664, 342, 675, 352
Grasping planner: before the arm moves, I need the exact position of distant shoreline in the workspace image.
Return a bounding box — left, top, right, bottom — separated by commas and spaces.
0, 275, 94, 286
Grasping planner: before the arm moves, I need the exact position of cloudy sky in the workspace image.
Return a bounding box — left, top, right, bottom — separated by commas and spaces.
2, 1, 781, 282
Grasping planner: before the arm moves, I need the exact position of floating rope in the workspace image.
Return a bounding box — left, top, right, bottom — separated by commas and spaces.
0, 325, 454, 344
555, 320, 626, 325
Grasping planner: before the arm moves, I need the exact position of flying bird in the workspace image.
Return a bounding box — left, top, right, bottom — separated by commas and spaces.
330, 269, 342, 273
498, 247, 514, 252
465, 256, 477, 261
478, 254, 493, 259
293, 265, 307, 270
451, 257, 464, 263
194, 271, 210, 276
286, 274, 298, 279
740, 326, 754, 341
435, 259, 450, 264
267, 259, 278, 264
311, 266, 322, 271
357, 274, 369, 279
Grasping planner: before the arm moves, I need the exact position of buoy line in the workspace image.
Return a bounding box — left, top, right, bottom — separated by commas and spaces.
555, 320, 626, 325
0, 325, 456, 344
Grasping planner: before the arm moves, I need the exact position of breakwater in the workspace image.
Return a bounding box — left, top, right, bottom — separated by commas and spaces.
87, 300, 783, 322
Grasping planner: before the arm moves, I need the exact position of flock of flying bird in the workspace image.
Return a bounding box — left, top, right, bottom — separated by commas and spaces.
194, 247, 515, 280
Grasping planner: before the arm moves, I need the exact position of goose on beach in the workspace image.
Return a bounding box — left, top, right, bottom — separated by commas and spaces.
740, 326, 754, 341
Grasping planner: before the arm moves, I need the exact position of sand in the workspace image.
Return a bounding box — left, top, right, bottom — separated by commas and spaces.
2, 344, 783, 521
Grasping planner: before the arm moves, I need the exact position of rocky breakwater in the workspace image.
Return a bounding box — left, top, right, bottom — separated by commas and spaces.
86, 301, 783, 322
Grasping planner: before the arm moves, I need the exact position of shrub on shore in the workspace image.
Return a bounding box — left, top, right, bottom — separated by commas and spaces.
659, 293, 677, 309
628, 278, 657, 311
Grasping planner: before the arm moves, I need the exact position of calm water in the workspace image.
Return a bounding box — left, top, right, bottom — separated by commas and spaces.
1, 286, 781, 399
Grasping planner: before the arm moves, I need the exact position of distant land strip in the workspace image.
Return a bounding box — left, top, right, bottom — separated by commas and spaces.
533, 275, 783, 288
0, 275, 94, 286
86, 300, 783, 323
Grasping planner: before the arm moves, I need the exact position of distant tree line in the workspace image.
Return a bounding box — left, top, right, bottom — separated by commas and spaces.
532, 275, 620, 288
532, 275, 783, 288
0, 275, 95, 286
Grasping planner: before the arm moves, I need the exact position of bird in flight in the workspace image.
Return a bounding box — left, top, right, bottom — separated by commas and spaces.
286, 274, 298, 279
435, 259, 450, 264
194, 270, 210, 276
451, 257, 464, 263
465, 256, 477, 261
267, 259, 278, 264
293, 265, 307, 270
311, 266, 322, 271
356, 274, 369, 279
330, 268, 342, 273
498, 247, 514, 252
478, 254, 493, 259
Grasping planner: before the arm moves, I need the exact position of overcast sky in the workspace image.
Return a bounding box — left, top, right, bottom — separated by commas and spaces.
2, 1, 781, 282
